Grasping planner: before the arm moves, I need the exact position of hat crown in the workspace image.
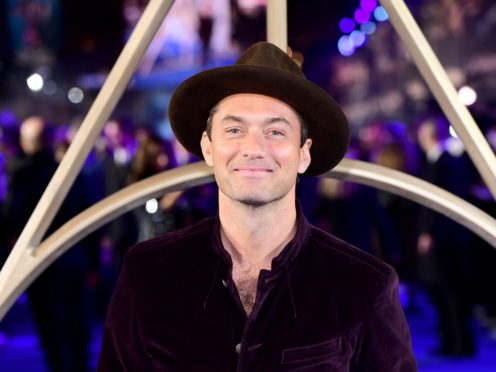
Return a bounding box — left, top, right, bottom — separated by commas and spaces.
235, 42, 305, 78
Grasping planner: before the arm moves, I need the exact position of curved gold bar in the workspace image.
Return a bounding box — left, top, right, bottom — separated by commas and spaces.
331, 159, 496, 247
1, 160, 495, 320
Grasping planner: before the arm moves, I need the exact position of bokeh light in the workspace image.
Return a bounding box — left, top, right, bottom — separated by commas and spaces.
339, 17, 356, 33
374, 6, 389, 22
145, 199, 158, 214
458, 85, 477, 106
43, 80, 57, 96
350, 30, 366, 47
361, 21, 377, 35
338, 35, 355, 57
360, 0, 377, 13
68, 87, 84, 104
26, 73, 44, 92
354, 8, 371, 24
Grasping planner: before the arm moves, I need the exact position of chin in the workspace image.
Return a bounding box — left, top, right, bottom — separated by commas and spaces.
235, 193, 286, 207
238, 198, 270, 207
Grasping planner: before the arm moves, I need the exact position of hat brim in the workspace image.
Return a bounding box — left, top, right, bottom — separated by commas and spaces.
169, 64, 349, 176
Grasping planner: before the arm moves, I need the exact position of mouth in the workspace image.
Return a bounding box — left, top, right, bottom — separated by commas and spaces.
233, 167, 273, 174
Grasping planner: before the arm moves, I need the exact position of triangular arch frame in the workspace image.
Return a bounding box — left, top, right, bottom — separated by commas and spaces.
1, 0, 496, 321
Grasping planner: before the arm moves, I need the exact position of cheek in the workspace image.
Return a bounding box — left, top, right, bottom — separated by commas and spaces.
273, 144, 301, 162
211, 142, 237, 164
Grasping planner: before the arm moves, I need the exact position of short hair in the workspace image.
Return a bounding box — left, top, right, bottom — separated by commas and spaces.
205, 103, 308, 147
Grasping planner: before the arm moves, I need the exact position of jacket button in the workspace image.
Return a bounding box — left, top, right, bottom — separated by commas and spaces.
235, 343, 242, 354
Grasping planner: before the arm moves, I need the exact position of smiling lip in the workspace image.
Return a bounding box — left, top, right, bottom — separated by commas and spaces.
234, 167, 273, 173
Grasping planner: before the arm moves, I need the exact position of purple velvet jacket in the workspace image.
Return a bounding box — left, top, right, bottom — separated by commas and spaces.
98, 208, 417, 371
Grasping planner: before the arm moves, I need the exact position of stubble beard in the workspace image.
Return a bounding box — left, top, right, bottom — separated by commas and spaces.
236, 194, 285, 208
219, 182, 290, 209
216, 168, 297, 209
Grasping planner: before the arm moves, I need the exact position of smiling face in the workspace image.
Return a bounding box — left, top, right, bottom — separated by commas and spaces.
200, 93, 312, 207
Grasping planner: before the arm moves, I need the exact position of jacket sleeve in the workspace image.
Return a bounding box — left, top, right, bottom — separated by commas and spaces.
351, 269, 417, 371
97, 251, 152, 371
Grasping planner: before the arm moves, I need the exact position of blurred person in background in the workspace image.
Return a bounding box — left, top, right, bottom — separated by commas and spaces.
416, 115, 475, 357
469, 123, 496, 338
98, 119, 138, 274
314, 141, 399, 262
372, 122, 419, 310
127, 133, 181, 243
4, 116, 93, 372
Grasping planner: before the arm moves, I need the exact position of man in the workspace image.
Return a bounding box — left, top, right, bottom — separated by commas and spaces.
5, 116, 92, 372
416, 117, 474, 356
98, 42, 416, 371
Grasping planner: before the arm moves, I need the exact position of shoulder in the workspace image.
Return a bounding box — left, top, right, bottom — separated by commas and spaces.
118, 217, 220, 300
305, 226, 396, 289
126, 217, 216, 266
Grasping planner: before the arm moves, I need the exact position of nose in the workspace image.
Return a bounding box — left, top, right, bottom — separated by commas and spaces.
241, 132, 265, 159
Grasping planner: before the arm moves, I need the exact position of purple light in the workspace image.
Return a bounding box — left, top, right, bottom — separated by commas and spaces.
337, 35, 355, 57
361, 21, 377, 35
0, 110, 16, 127
354, 8, 371, 24
339, 17, 356, 33
350, 30, 366, 47
360, 0, 377, 13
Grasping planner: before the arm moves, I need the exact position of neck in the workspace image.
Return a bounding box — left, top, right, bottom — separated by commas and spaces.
218, 193, 297, 272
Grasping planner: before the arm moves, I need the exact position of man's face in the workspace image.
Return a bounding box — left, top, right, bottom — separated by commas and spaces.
200, 93, 312, 207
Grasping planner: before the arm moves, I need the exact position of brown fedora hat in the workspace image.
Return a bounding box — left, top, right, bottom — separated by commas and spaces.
169, 41, 349, 176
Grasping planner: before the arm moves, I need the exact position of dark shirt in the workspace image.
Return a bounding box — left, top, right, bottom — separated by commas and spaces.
99, 206, 416, 371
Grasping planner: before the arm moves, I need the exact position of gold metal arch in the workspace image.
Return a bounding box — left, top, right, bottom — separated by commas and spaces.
1, 0, 496, 321
1, 160, 496, 320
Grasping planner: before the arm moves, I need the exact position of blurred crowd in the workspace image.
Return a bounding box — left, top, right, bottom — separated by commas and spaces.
0, 109, 496, 370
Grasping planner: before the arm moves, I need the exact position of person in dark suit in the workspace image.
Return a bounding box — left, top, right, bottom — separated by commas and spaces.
5, 116, 92, 372
416, 116, 475, 357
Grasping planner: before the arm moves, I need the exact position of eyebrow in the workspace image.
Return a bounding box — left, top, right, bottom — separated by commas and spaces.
266, 117, 291, 126
221, 115, 244, 123
220, 115, 292, 126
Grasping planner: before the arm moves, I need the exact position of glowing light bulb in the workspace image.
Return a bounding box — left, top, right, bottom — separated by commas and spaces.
27, 73, 44, 92
146, 199, 159, 214
457, 85, 477, 106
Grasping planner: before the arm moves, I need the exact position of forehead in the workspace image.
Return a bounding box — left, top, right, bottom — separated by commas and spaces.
214, 93, 300, 122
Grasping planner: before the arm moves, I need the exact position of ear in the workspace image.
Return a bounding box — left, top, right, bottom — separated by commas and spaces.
200, 131, 213, 166
297, 138, 312, 174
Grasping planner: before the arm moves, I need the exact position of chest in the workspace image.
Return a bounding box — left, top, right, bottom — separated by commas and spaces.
233, 272, 259, 316
139, 266, 360, 371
